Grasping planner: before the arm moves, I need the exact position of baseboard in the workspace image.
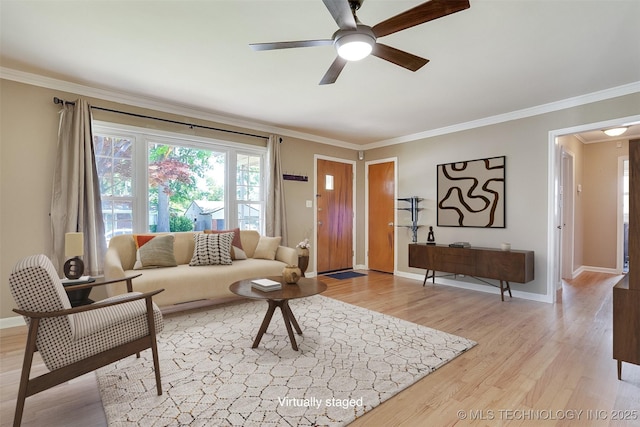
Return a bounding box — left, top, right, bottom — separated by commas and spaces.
0, 316, 25, 330
574, 265, 621, 276
395, 271, 553, 303
572, 266, 586, 279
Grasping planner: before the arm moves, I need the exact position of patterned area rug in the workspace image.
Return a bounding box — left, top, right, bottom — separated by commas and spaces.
97, 295, 476, 426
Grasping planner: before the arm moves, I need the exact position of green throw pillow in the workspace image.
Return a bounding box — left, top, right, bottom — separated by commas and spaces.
133, 234, 177, 269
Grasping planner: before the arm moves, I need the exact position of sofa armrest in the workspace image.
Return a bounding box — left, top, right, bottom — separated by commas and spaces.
104, 246, 126, 281
275, 246, 298, 266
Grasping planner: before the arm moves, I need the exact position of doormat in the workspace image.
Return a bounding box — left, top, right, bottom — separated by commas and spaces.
324, 271, 367, 280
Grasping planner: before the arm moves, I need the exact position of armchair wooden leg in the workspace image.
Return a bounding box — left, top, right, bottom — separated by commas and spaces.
14, 318, 40, 427
146, 298, 162, 395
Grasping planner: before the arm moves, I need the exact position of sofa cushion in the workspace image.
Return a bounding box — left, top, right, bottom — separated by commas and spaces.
189, 232, 234, 266
253, 236, 282, 260
204, 228, 247, 260
133, 234, 177, 269
108, 259, 291, 307
239, 230, 260, 258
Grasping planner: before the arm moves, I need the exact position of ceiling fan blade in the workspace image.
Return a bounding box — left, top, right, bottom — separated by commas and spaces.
250, 39, 333, 51
322, 0, 357, 30
319, 56, 348, 85
371, 43, 429, 71
372, 0, 470, 38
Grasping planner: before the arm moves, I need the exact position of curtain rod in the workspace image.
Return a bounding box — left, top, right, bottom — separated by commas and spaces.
53, 97, 268, 140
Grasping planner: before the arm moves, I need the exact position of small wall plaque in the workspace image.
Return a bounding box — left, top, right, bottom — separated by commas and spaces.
283, 174, 308, 182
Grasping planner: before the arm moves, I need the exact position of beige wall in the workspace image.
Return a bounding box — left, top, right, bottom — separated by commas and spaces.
279, 137, 362, 266
366, 93, 640, 297
0, 79, 359, 322
582, 139, 629, 268
368, 119, 549, 295
1, 76, 639, 321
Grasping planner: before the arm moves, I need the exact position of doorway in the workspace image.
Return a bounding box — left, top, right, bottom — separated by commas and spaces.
549, 114, 640, 302
316, 157, 355, 273
366, 159, 396, 273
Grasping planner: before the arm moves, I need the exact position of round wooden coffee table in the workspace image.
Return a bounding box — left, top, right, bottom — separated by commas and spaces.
229, 276, 327, 351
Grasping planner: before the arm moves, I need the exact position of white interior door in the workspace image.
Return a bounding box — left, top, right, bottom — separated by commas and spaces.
561, 150, 575, 280
552, 142, 564, 295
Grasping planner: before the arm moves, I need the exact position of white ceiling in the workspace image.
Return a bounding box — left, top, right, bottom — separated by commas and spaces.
1, 0, 639, 147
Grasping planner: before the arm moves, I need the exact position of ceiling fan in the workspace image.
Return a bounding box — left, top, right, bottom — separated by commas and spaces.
250, 0, 470, 85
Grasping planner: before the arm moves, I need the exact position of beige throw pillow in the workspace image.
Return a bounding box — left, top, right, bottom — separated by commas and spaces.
253, 236, 281, 260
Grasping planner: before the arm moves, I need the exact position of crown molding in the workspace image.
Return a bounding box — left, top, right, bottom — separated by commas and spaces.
573, 133, 588, 144
364, 81, 640, 150
0, 67, 358, 150
3, 67, 638, 151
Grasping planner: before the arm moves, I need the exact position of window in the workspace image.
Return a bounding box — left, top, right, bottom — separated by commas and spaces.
94, 134, 135, 240
93, 123, 265, 243
236, 153, 263, 230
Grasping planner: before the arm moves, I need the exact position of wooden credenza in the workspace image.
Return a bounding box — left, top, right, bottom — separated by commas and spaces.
409, 244, 534, 301
613, 276, 640, 379
613, 138, 640, 380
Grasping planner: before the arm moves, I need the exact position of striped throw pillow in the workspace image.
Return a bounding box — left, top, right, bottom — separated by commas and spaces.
189, 233, 234, 266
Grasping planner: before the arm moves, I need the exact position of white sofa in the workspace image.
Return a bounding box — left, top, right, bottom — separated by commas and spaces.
104, 230, 297, 307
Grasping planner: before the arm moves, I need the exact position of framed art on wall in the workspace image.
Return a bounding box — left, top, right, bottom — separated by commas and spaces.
437, 156, 506, 228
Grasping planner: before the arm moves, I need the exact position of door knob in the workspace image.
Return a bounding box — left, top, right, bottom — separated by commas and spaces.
318, 221, 323, 225
388, 222, 394, 226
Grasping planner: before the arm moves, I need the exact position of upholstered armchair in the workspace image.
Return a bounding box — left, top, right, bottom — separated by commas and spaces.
9, 254, 164, 427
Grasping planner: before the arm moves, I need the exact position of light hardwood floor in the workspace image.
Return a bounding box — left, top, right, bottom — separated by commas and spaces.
1, 271, 639, 426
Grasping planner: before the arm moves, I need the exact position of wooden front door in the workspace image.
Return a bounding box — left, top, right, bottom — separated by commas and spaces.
368, 161, 395, 273
317, 159, 353, 273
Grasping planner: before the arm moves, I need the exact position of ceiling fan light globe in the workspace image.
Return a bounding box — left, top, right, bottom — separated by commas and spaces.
336, 33, 374, 61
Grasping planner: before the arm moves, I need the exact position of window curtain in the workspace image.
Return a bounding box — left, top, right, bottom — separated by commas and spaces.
265, 134, 288, 245
50, 99, 106, 276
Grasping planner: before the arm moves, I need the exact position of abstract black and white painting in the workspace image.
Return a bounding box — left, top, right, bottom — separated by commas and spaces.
437, 156, 505, 228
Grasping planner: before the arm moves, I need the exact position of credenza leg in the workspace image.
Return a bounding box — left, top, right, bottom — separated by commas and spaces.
422, 270, 436, 286
617, 360, 622, 380
500, 280, 513, 301
499, 281, 513, 301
